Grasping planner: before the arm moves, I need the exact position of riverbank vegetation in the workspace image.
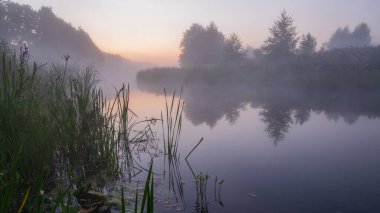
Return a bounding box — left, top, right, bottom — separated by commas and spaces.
137, 10, 380, 92
0, 45, 157, 212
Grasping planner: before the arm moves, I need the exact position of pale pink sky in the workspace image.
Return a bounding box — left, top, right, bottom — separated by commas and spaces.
13, 0, 380, 66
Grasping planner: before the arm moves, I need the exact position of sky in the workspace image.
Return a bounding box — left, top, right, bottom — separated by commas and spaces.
12, 0, 380, 66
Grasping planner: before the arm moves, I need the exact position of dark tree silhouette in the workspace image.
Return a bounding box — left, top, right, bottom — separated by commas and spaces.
327, 26, 352, 49
223, 33, 247, 64
0, 2, 106, 62
260, 106, 293, 145
294, 108, 311, 125
0, 1, 39, 46
351, 23, 371, 47
251, 48, 265, 61
327, 23, 372, 49
179, 23, 205, 68
299, 33, 317, 55
179, 22, 225, 68
263, 10, 298, 59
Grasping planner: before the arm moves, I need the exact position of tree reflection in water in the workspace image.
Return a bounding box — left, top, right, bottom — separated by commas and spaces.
137, 81, 380, 145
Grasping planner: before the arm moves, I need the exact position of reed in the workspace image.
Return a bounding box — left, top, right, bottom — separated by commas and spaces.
161, 87, 183, 158
139, 161, 154, 213
161, 88, 185, 205
0, 45, 54, 211
0, 45, 157, 211
123, 161, 154, 213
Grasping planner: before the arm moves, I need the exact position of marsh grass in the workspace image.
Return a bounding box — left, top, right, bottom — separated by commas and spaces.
119, 161, 154, 213
161, 87, 184, 158
138, 161, 154, 213
114, 84, 160, 180
161, 88, 185, 205
0, 45, 54, 211
0, 45, 158, 211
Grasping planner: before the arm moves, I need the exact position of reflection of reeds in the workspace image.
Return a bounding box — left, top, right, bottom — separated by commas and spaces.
214, 177, 224, 207
161, 88, 185, 206
195, 173, 209, 213
185, 138, 224, 211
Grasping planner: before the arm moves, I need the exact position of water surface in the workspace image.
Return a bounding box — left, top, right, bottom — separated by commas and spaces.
127, 84, 380, 213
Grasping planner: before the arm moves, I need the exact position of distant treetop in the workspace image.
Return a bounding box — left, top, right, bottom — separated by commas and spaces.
299, 33, 317, 55
327, 23, 372, 49
0, 1, 103, 61
263, 10, 299, 59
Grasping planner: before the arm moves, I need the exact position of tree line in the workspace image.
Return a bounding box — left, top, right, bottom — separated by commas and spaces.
179, 10, 374, 68
0, 1, 112, 63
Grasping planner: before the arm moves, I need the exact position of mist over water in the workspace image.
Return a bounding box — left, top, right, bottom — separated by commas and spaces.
132, 82, 380, 212
2, 1, 380, 212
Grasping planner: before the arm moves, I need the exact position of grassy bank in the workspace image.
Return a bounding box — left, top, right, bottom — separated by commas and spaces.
0, 45, 153, 211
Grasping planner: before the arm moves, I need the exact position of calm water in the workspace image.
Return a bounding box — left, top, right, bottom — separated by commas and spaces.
127, 83, 380, 213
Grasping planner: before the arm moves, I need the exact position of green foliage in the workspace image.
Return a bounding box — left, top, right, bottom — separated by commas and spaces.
139, 162, 154, 213
0, 45, 149, 211
51, 188, 76, 213
0, 45, 52, 212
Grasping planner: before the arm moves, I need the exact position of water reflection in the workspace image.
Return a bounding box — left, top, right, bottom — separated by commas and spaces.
186, 150, 224, 213
260, 105, 292, 145
137, 82, 380, 144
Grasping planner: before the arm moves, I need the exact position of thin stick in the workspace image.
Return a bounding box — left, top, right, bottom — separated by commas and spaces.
185, 137, 203, 159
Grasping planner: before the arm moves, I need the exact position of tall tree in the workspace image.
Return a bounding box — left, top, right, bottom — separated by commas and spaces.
179, 23, 205, 68
327, 26, 351, 49
223, 33, 247, 64
299, 33, 317, 54
179, 22, 225, 68
327, 23, 372, 49
0, 1, 39, 46
351, 23, 371, 47
263, 10, 298, 59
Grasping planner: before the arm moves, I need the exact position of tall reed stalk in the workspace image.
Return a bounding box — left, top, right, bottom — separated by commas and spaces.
0, 45, 158, 211
161, 88, 185, 205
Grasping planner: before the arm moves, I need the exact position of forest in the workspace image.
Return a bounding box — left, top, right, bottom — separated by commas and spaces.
137, 10, 380, 93
0, 0, 145, 93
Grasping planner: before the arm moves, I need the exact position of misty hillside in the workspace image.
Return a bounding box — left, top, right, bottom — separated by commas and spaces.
0, 1, 147, 90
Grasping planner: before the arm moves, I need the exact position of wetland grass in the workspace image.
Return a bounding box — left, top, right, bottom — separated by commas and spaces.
0, 46, 54, 211
0, 46, 157, 212
161, 87, 183, 158
161, 88, 185, 205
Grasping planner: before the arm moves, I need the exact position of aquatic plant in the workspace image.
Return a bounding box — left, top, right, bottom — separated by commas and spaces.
161, 88, 185, 205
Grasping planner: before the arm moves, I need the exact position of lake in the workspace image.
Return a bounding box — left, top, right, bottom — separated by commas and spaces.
124, 83, 380, 213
